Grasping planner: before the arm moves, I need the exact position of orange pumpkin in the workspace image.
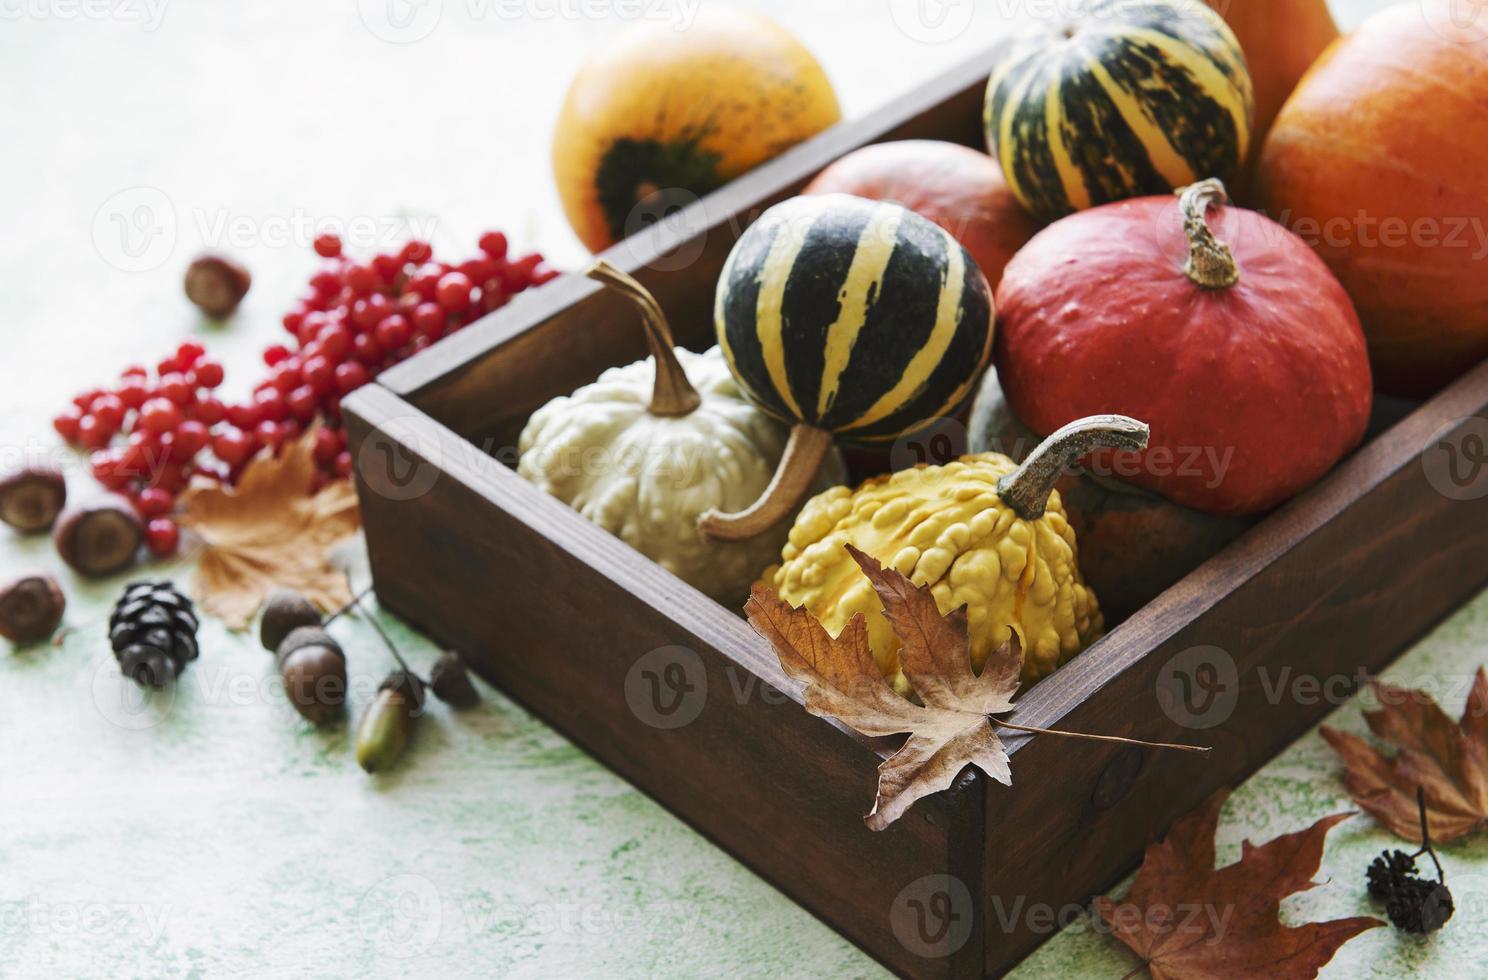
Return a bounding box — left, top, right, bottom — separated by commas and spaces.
802, 140, 1038, 291
1210, 0, 1338, 185
552, 9, 841, 254
1257, 3, 1488, 395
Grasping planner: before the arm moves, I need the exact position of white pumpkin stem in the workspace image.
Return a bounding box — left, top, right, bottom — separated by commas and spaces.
586, 260, 702, 417
996, 415, 1150, 520
697, 425, 834, 541
1177, 179, 1240, 289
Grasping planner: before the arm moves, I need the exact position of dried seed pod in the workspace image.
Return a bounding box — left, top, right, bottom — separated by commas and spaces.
0, 574, 66, 644
184, 252, 251, 318
356, 670, 425, 774
53, 496, 143, 577
0, 465, 67, 534
429, 651, 480, 709
276, 625, 347, 726
260, 588, 323, 653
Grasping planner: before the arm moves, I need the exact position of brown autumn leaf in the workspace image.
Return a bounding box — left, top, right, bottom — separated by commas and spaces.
1095, 789, 1382, 980
178, 429, 360, 629
1320, 669, 1488, 843
745, 544, 1024, 830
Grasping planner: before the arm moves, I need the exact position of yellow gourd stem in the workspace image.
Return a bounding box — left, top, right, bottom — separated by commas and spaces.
1178, 179, 1240, 290
586, 260, 702, 417
996, 415, 1150, 520
697, 424, 834, 540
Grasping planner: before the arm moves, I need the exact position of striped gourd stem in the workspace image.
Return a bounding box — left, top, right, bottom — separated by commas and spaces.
996, 415, 1150, 520
586, 260, 702, 417
1178, 179, 1240, 290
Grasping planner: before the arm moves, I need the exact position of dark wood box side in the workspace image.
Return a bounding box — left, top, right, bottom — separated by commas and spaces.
344, 384, 990, 979
978, 361, 1488, 974
375, 42, 1009, 446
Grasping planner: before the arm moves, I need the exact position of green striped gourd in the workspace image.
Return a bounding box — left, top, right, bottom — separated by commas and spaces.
699, 193, 994, 540
985, 0, 1254, 223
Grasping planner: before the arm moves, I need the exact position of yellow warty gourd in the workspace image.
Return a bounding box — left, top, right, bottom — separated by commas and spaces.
759, 415, 1149, 688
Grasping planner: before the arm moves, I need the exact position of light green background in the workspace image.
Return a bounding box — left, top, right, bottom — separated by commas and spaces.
2, 1, 1477, 977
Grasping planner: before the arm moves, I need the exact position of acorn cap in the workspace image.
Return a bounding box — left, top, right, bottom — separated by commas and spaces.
379, 669, 426, 714
429, 652, 480, 709
260, 589, 323, 652
276, 625, 344, 668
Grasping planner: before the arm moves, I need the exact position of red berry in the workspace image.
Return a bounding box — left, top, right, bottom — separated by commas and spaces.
73, 389, 104, 412
225, 402, 261, 430
139, 398, 182, 434
157, 355, 182, 376
334, 451, 353, 478
176, 340, 206, 366
194, 359, 225, 388
335, 362, 369, 394
176, 420, 209, 456
256, 420, 285, 451
117, 377, 149, 409
372, 254, 403, 283
375, 314, 412, 351
405, 264, 443, 300
212, 428, 253, 466
192, 397, 226, 426
137, 487, 174, 518
120, 364, 148, 379
145, 518, 180, 557
478, 231, 509, 260
310, 269, 342, 298
271, 361, 303, 394
532, 264, 561, 286
435, 272, 473, 312
77, 414, 111, 449
312, 428, 342, 464
91, 450, 130, 491
283, 310, 305, 336
254, 387, 288, 423
287, 385, 320, 421
90, 394, 126, 429
352, 333, 383, 364
314, 233, 343, 258
412, 302, 445, 339
53, 408, 82, 442
159, 373, 195, 407
264, 344, 292, 367
149, 462, 188, 494
344, 263, 378, 296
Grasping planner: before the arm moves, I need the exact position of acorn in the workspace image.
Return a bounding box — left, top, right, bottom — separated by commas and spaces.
0, 464, 67, 534
184, 252, 251, 318
260, 588, 323, 653
429, 651, 480, 709
276, 625, 347, 726
53, 496, 143, 577
356, 670, 425, 773
0, 573, 66, 644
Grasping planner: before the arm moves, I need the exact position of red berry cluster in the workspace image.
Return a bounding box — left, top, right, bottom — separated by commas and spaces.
55, 232, 559, 561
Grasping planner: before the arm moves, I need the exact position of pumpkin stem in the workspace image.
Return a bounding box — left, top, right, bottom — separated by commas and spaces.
996, 415, 1150, 520
585, 260, 702, 417
1177, 179, 1240, 290
697, 425, 834, 541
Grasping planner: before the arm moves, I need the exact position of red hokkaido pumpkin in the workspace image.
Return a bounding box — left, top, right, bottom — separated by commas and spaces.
803, 140, 1038, 291
995, 180, 1372, 516
1256, 2, 1488, 395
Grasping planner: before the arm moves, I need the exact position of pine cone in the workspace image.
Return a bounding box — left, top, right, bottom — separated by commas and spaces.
1386, 877, 1455, 934
109, 581, 200, 687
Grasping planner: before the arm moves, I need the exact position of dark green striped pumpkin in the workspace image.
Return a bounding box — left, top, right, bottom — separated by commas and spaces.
715, 193, 993, 446
985, 0, 1254, 223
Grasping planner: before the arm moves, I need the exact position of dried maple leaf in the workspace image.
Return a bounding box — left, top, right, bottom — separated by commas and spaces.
1321, 669, 1488, 843
178, 429, 360, 630
745, 544, 1026, 830
1095, 789, 1381, 980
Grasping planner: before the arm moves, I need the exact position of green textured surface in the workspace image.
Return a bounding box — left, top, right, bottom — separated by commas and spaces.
2, 1, 1471, 977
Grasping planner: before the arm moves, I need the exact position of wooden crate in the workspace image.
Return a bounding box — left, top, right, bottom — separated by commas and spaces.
342, 43, 1488, 978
